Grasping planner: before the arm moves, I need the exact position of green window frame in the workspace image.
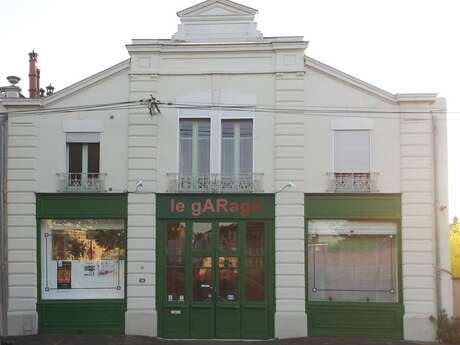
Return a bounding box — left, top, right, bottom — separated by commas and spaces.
36, 193, 127, 335
304, 194, 404, 338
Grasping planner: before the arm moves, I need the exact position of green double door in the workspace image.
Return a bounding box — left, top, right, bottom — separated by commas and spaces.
158, 219, 273, 339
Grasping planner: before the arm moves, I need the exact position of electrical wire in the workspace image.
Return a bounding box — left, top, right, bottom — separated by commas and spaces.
3, 99, 458, 122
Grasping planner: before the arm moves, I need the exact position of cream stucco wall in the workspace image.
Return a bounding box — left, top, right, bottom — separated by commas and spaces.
2, 35, 450, 342
36, 68, 130, 193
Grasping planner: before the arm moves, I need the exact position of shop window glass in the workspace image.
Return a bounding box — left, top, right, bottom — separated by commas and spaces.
219, 256, 239, 302
307, 220, 398, 303
166, 222, 186, 302
41, 219, 125, 299
219, 222, 238, 252
245, 222, 264, 301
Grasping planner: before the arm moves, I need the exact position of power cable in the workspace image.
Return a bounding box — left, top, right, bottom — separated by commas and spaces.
4, 99, 458, 122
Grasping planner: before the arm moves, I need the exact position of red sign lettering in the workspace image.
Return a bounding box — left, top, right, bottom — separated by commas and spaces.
171, 198, 262, 217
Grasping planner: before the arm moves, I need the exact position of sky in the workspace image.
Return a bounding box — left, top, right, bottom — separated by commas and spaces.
1, 0, 459, 219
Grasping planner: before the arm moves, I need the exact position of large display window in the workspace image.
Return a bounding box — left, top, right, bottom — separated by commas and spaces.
40, 219, 125, 299
307, 220, 398, 303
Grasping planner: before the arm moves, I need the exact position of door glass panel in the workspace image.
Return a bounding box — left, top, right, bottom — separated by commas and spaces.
246, 222, 264, 256
166, 222, 186, 302
245, 268, 264, 301
166, 267, 185, 302
219, 222, 238, 252
192, 223, 212, 251
245, 222, 265, 301
192, 257, 213, 302
167, 222, 185, 255
219, 256, 239, 302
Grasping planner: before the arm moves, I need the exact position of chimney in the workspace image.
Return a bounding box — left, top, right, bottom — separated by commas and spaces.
28, 50, 40, 98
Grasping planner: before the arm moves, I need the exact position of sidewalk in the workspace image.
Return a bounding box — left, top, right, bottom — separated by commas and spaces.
0, 336, 436, 345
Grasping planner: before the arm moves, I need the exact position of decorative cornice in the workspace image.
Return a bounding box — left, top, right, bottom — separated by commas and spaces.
127, 40, 308, 54
0, 98, 43, 108
396, 93, 438, 103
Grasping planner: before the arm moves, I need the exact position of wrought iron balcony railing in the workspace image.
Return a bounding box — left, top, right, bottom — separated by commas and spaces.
327, 172, 379, 193
57, 173, 107, 192
167, 173, 264, 193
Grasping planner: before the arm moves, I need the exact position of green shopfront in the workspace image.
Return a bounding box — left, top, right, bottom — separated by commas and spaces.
36, 193, 127, 334
156, 194, 275, 339
305, 194, 403, 338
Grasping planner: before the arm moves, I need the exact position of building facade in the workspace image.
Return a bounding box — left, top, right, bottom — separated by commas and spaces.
0, 0, 452, 341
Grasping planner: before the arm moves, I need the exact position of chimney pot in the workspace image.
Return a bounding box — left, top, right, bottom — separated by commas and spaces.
46, 84, 55, 96
28, 50, 40, 98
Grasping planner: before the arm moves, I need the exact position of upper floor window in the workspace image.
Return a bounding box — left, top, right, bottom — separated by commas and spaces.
222, 120, 253, 175
171, 117, 260, 193
57, 132, 105, 192
330, 130, 376, 192
68, 143, 100, 175
334, 130, 370, 173
179, 119, 210, 176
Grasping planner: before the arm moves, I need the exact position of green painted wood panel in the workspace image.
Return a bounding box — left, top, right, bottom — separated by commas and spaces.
241, 307, 269, 339
307, 303, 404, 338
36, 193, 127, 218
157, 212, 275, 339
37, 300, 126, 335
305, 194, 401, 219
305, 193, 403, 339
162, 307, 189, 338
190, 307, 214, 338
216, 307, 241, 338
157, 194, 275, 219
36, 193, 128, 335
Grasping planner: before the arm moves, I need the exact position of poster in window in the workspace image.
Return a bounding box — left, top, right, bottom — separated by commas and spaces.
57, 261, 72, 289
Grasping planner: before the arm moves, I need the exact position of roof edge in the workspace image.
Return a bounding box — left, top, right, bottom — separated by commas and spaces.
304, 55, 397, 104
177, 0, 258, 17
43, 59, 130, 106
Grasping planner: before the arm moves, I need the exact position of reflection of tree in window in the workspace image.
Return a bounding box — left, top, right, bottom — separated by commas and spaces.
219, 257, 239, 301
93, 230, 125, 259
245, 222, 265, 301
219, 222, 238, 252
192, 223, 212, 251
52, 229, 125, 261
166, 222, 186, 301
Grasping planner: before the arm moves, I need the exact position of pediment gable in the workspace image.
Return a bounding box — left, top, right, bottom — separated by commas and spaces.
173, 0, 263, 42
177, 0, 257, 17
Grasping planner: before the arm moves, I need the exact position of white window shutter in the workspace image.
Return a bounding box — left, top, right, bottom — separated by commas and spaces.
334, 130, 370, 173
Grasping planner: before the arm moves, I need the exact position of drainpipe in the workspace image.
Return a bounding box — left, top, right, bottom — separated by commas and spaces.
432, 110, 452, 321
432, 112, 442, 321
0, 112, 7, 336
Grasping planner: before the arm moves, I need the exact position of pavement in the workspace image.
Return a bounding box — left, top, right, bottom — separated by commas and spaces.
0, 336, 437, 345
